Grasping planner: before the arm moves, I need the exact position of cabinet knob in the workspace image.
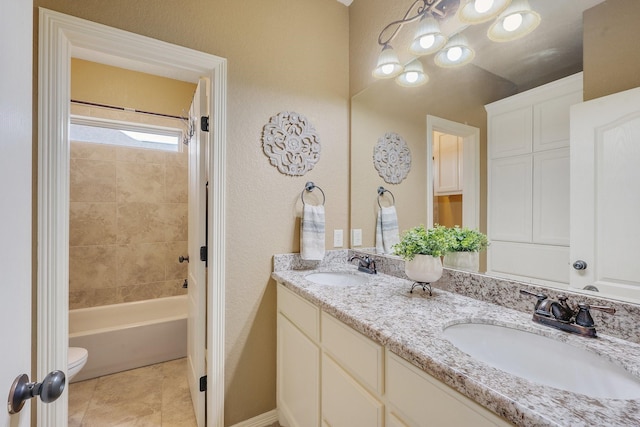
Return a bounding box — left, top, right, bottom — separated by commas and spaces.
572, 260, 587, 270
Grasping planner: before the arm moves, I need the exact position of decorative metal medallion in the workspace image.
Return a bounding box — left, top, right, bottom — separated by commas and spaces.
373, 132, 412, 184
262, 111, 321, 176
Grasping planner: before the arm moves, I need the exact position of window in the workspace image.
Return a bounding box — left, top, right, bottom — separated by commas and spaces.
70, 115, 184, 152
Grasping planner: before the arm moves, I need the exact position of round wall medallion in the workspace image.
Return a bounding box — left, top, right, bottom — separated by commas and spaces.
262, 111, 321, 176
373, 132, 411, 184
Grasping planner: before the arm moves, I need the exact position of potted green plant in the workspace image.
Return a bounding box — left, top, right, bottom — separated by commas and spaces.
443, 226, 489, 272
393, 224, 454, 283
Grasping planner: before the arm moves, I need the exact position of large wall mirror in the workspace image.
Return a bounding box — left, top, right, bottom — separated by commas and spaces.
350, 0, 640, 304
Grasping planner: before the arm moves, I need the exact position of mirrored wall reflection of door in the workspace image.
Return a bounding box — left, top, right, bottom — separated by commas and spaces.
426, 116, 480, 232
433, 131, 463, 228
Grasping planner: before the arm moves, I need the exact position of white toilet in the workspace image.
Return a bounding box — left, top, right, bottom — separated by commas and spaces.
68, 347, 88, 381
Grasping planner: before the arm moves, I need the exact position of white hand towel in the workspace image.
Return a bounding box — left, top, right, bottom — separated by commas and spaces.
375, 205, 400, 254
301, 204, 325, 260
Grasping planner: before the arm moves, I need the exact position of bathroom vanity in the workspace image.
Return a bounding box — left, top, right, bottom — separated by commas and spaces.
272, 252, 640, 427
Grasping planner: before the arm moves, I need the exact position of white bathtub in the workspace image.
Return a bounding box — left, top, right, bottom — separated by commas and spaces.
69, 295, 187, 382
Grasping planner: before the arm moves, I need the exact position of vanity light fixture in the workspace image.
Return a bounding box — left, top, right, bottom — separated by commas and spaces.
487, 0, 540, 42
396, 59, 429, 87
372, 0, 540, 85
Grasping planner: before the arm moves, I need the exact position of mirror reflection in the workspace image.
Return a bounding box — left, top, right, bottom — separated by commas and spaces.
350, 0, 640, 304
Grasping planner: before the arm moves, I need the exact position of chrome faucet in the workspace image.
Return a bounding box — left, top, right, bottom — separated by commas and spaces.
348, 255, 377, 274
520, 289, 615, 338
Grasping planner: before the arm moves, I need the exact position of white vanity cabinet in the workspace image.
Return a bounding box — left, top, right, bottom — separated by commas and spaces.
277, 284, 321, 427
277, 283, 512, 427
486, 73, 583, 285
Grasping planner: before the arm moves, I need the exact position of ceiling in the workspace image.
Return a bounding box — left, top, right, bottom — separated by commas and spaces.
368, 0, 605, 91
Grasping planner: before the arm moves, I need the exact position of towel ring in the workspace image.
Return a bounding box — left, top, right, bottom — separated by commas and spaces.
301, 181, 326, 206
377, 186, 395, 208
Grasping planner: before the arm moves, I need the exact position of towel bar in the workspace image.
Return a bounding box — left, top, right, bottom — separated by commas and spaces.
301, 181, 325, 206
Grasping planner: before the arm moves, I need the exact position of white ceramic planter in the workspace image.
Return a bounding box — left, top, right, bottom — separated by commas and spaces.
404, 254, 443, 283
443, 251, 479, 272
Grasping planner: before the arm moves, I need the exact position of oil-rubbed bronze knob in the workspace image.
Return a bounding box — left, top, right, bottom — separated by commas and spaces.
179, 255, 189, 263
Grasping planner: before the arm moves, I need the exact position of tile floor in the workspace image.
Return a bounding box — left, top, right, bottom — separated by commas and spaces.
69, 358, 197, 427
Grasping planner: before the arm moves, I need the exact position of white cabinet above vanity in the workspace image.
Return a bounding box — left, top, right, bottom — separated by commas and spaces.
486, 73, 583, 286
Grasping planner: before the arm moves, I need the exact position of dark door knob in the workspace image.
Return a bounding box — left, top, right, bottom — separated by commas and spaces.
8, 370, 65, 414
572, 260, 587, 270
179, 255, 189, 263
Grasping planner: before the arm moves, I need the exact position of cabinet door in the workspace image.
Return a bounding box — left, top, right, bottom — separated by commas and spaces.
434, 133, 463, 195
488, 155, 533, 242
533, 148, 570, 245
533, 90, 582, 152
489, 106, 532, 159
322, 355, 384, 427
278, 313, 320, 427
386, 352, 511, 427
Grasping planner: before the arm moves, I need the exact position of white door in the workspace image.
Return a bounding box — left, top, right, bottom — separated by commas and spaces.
187, 79, 209, 426
570, 87, 640, 301
1, 0, 33, 425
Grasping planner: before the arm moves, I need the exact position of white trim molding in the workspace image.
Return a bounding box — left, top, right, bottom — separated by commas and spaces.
229, 410, 279, 427
38, 8, 227, 426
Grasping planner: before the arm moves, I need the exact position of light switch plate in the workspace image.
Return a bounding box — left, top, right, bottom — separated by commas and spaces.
333, 229, 343, 247
351, 229, 362, 246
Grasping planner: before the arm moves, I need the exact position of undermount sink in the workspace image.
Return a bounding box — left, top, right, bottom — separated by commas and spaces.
305, 272, 369, 286
443, 322, 640, 400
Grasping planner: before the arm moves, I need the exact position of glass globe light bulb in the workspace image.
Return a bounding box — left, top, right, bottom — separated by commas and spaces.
447, 46, 463, 62
474, 0, 494, 14
419, 34, 436, 49
503, 13, 523, 32
381, 63, 395, 75
405, 71, 419, 83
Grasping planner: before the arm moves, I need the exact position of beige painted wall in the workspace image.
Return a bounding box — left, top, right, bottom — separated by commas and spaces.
71, 58, 196, 116
583, 0, 640, 100
35, 1, 350, 425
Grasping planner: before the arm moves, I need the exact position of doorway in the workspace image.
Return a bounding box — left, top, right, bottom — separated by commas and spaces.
426, 115, 480, 231
38, 9, 227, 427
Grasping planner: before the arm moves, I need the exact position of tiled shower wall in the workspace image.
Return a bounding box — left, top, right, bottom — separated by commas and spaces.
69, 140, 188, 309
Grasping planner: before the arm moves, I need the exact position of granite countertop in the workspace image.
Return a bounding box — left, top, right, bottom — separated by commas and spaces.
272, 264, 640, 427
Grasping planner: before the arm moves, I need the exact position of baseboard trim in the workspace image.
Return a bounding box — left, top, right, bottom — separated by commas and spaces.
229, 409, 279, 427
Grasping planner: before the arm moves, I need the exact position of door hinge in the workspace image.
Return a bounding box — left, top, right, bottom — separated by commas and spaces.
199, 375, 207, 392
200, 116, 210, 132
200, 246, 207, 263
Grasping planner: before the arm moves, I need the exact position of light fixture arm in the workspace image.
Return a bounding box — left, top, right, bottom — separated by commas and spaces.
378, 0, 445, 47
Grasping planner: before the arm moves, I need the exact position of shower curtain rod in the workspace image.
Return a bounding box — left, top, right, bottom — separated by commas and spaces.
70, 99, 188, 121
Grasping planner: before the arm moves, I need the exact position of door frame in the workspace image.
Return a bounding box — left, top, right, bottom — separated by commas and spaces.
426, 115, 480, 230
38, 9, 227, 426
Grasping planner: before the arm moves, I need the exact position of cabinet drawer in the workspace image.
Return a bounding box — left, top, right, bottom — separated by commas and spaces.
321, 312, 384, 394
278, 283, 319, 341
386, 351, 512, 427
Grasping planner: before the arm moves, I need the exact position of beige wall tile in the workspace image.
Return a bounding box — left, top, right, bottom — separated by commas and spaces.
69, 245, 117, 291
116, 162, 164, 204
165, 163, 188, 203
70, 158, 116, 202
116, 145, 166, 164
161, 203, 188, 242
116, 243, 167, 285
71, 141, 116, 161
116, 202, 164, 244
164, 150, 188, 168
164, 241, 188, 281
70, 202, 117, 246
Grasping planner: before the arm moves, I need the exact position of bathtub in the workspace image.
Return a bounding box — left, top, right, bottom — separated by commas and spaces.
69, 295, 187, 382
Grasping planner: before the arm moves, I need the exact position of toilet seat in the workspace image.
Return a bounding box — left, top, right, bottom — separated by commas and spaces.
68, 347, 88, 380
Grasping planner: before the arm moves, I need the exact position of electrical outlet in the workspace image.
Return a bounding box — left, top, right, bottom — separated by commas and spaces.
351, 229, 362, 246
333, 229, 343, 247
